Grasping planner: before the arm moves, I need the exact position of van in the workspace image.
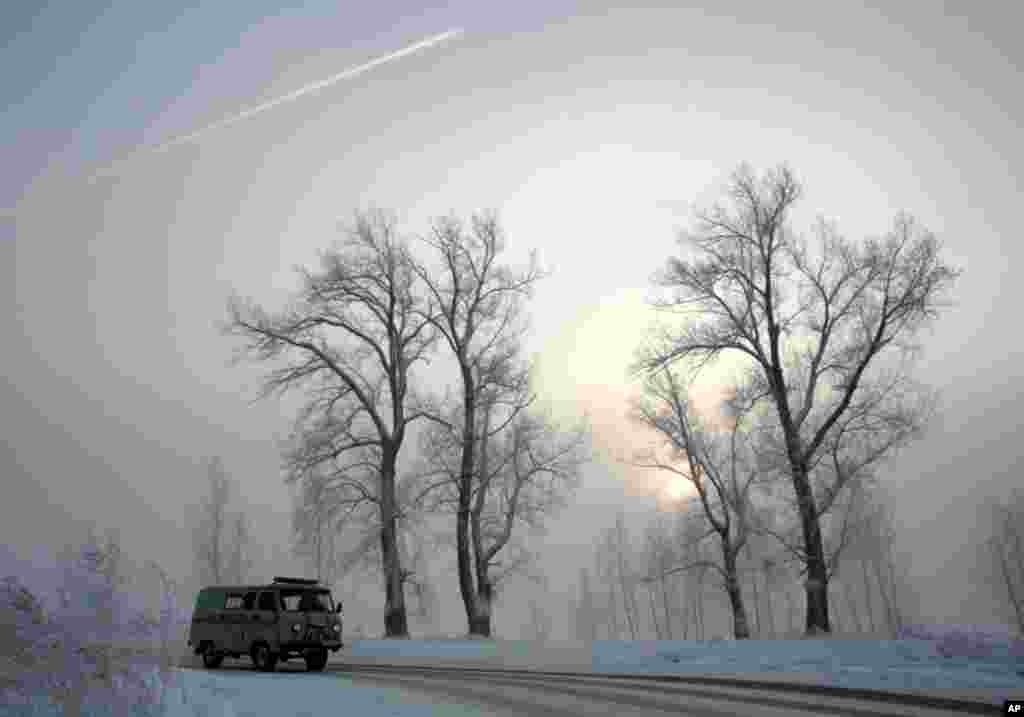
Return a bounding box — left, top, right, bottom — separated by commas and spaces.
187, 577, 342, 672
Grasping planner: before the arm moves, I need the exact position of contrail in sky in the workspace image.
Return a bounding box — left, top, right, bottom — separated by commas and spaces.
86, 28, 463, 182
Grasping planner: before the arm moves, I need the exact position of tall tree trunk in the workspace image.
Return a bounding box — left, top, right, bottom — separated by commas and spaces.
608, 576, 620, 639
861, 560, 876, 634
995, 539, 1024, 632
615, 517, 638, 640
790, 464, 830, 634
474, 572, 494, 638
468, 396, 495, 637
872, 557, 895, 638
723, 549, 751, 639
456, 378, 483, 636
470, 509, 492, 637
676, 574, 690, 640
829, 582, 844, 633
885, 542, 905, 636
695, 571, 705, 640
660, 573, 673, 640
783, 586, 797, 635
843, 577, 863, 634
647, 583, 661, 638
763, 577, 776, 638
744, 541, 761, 637
1000, 512, 1024, 633
379, 447, 409, 637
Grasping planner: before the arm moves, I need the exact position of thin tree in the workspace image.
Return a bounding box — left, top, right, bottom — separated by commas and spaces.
641, 513, 678, 639
630, 368, 763, 639
593, 525, 622, 639
408, 211, 546, 637
225, 511, 252, 585
574, 567, 599, 642
633, 164, 960, 633
415, 360, 588, 637
291, 466, 342, 585
193, 457, 232, 586
224, 208, 437, 637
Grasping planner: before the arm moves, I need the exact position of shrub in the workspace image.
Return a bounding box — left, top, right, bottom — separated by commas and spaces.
0, 539, 193, 716
896, 623, 1024, 659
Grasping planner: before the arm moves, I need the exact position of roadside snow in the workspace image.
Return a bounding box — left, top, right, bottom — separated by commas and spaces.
346, 634, 1024, 706
348, 634, 1024, 690
1, 667, 501, 717
5, 636, 1023, 714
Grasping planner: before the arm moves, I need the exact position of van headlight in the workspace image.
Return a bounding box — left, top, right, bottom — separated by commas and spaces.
332, 624, 340, 633
292, 624, 301, 633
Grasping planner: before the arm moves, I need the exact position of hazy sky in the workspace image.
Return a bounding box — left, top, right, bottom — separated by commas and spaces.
2, 1, 1022, 633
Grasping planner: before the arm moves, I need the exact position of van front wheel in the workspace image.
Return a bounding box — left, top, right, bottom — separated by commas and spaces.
201, 644, 223, 669
305, 647, 328, 672
252, 643, 277, 672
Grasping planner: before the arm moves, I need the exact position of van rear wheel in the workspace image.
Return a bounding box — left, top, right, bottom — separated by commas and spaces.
201, 644, 223, 669
305, 647, 328, 672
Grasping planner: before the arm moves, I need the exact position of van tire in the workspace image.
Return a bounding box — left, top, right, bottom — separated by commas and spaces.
252, 643, 277, 672
201, 643, 223, 669
305, 647, 328, 672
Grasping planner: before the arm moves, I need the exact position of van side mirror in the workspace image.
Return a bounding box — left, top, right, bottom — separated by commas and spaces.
336, 603, 342, 614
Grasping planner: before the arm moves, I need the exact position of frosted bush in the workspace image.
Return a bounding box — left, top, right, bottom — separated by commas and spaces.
0, 540, 202, 716
896, 623, 1024, 660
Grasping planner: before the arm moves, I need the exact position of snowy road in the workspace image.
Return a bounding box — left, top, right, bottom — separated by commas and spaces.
342, 662, 997, 717
165, 636, 1017, 716
185, 660, 996, 717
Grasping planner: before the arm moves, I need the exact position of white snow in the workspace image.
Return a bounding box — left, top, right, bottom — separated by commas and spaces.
348, 633, 1024, 696
6, 635, 1021, 715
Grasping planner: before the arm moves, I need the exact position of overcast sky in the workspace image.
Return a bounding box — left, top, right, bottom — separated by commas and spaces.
2, 1, 1022, 634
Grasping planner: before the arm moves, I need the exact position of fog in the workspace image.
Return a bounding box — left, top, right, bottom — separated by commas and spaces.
2, 2, 1022, 638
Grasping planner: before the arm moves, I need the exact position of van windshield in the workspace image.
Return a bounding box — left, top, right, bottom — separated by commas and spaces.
279, 589, 333, 612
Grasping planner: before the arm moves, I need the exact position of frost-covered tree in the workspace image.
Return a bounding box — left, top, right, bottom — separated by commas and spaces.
226, 209, 437, 637
0, 534, 181, 716
635, 164, 959, 633
191, 457, 251, 586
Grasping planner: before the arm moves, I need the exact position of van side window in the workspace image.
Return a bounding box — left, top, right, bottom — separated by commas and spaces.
257, 591, 278, 611
243, 592, 258, 611
224, 593, 244, 610
195, 589, 225, 610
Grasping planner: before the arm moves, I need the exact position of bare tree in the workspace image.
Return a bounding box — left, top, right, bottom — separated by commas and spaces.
574, 567, 599, 642
192, 457, 232, 586
225, 512, 252, 585
633, 164, 960, 634
589, 529, 622, 639
416, 363, 589, 637
642, 513, 678, 639
290, 467, 342, 585
224, 208, 437, 637
630, 368, 764, 639
407, 211, 548, 637
975, 492, 1024, 634
612, 511, 641, 640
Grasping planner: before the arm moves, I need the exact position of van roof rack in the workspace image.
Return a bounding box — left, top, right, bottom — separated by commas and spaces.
272, 576, 320, 585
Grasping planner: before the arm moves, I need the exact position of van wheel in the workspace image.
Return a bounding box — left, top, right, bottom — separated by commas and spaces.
201, 644, 223, 669
252, 643, 277, 672
305, 647, 328, 672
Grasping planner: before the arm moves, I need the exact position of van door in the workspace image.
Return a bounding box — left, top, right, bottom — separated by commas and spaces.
255, 590, 281, 651
234, 591, 259, 654
222, 592, 245, 654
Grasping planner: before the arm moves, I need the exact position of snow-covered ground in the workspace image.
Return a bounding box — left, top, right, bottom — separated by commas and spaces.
7, 635, 1022, 715
346, 633, 1024, 705
3, 543, 1022, 714
349, 633, 1024, 693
